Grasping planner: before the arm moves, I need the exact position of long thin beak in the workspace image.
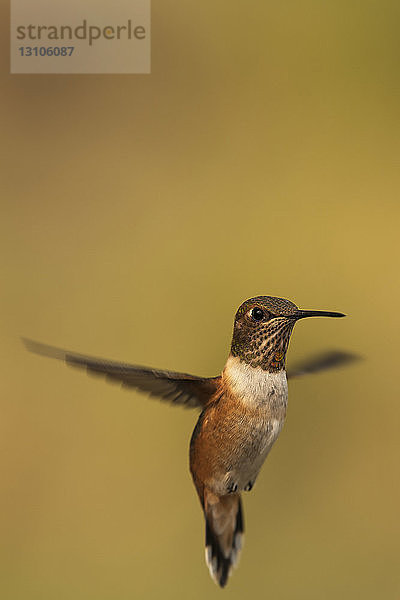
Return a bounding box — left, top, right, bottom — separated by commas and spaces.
293, 309, 346, 320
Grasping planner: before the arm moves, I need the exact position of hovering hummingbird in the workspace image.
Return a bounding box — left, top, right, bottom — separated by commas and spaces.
23, 296, 352, 587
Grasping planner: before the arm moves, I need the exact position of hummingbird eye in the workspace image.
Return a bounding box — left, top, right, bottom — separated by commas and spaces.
250, 307, 265, 321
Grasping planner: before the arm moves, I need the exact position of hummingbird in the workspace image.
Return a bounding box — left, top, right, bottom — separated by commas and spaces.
23, 295, 351, 587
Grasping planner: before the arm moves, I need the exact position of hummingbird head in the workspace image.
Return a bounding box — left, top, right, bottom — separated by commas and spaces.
230, 296, 345, 372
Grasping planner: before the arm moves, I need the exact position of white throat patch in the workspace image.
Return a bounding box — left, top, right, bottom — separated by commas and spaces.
223, 355, 288, 406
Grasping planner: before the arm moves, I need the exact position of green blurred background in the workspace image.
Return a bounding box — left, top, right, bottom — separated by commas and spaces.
2, 1, 400, 598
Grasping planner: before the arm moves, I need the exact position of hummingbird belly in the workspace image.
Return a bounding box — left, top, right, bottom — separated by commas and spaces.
191, 400, 287, 496
224, 416, 285, 492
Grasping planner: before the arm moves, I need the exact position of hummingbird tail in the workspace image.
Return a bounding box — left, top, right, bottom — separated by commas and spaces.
204, 491, 244, 588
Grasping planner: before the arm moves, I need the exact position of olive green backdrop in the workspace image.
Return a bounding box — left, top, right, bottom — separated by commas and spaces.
2, 2, 399, 599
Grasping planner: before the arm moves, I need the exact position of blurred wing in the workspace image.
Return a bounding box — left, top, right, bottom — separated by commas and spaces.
22, 338, 219, 409
287, 350, 361, 380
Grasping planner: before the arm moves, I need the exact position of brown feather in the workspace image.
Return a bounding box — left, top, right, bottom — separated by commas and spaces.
22, 338, 219, 408
203, 489, 243, 587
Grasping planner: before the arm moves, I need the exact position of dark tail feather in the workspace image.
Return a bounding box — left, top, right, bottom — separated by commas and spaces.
204, 494, 244, 587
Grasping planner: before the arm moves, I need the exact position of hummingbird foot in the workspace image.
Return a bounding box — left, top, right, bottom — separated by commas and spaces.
244, 481, 253, 492
226, 481, 238, 494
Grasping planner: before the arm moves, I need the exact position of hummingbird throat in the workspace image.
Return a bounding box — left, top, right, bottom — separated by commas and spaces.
230, 318, 295, 372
